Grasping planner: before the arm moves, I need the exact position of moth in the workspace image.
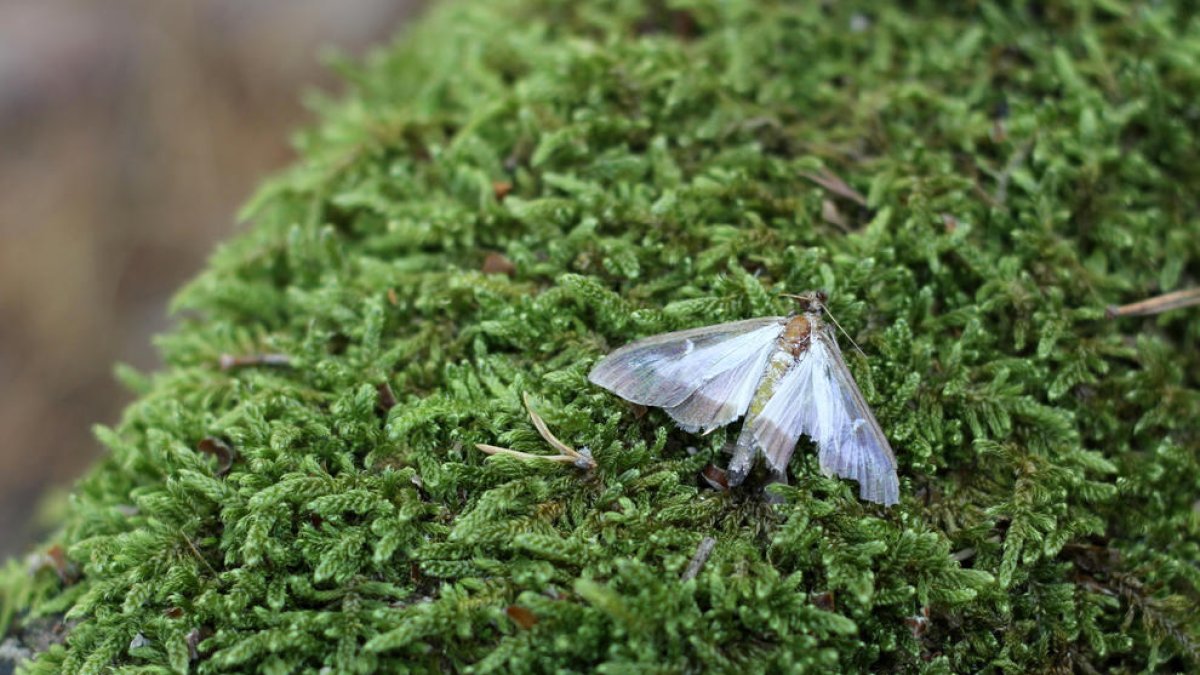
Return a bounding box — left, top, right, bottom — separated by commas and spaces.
588, 291, 899, 505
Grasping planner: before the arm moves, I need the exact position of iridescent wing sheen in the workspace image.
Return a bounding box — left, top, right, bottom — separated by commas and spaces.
747, 325, 899, 506
744, 344, 818, 477
817, 327, 900, 505
588, 318, 786, 422
661, 332, 779, 433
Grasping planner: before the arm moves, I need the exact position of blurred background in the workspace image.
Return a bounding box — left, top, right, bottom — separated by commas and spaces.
0, 0, 421, 556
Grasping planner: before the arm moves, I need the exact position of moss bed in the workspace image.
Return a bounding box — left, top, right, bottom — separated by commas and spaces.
4, 0, 1200, 672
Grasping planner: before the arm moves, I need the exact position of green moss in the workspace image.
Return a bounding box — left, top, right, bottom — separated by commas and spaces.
5, 0, 1200, 672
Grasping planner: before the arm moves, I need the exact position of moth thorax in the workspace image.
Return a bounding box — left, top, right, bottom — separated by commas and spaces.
782, 315, 812, 356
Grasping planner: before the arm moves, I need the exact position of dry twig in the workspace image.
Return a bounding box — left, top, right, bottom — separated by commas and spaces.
800, 168, 868, 207
476, 393, 596, 470
1106, 288, 1200, 319
218, 353, 292, 370
681, 537, 718, 581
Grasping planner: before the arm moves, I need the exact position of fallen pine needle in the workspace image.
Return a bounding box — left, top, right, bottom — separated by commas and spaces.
476, 393, 596, 470
1106, 287, 1200, 318
800, 168, 868, 207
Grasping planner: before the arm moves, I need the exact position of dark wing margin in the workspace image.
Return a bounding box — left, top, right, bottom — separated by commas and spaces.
588, 317, 786, 412
747, 326, 899, 506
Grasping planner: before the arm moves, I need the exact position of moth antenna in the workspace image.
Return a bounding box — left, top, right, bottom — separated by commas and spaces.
779, 292, 868, 357
820, 303, 868, 358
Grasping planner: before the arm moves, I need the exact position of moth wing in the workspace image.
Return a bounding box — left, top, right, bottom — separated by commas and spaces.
744, 344, 819, 477
815, 328, 899, 505
588, 317, 786, 409
662, 333, 778, 433
748, 327, 899, 506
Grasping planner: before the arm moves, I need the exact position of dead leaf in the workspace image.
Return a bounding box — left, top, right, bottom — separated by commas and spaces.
810, 591, 836, 611
482, 251, 516, 276
701, 465, 729, 491
376, 382, 398, 413
197, 437, 236, 476
905, 606, 931, 638
506, 605, 538, 629
29, 545, 79, 585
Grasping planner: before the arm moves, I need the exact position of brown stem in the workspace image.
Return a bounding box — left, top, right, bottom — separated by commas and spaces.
1106, 288, 1200, 319
218, 353, 292, 370
681, 536, 718, 581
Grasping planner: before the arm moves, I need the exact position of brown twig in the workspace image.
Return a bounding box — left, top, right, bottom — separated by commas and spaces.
376, 382, 398, 413
1106, 288, 1200, 319
1110, 571, 1200, 661
218, 353, 292, 371
181, 532, 219, 577
800, 168, 868, 207
681, 537, 717, 581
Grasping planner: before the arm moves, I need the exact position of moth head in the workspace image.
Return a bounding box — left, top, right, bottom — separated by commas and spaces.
782, 290, 828, 313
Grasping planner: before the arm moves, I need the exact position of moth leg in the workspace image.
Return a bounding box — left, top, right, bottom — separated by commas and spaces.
726, 428, 758, 487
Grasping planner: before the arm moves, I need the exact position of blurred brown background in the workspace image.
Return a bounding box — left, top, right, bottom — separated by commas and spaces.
0, 0, 421, 556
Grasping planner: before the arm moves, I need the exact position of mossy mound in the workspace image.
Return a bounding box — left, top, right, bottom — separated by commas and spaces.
5, 0, 1200, 672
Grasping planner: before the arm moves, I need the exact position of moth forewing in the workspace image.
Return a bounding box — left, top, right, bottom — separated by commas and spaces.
587, 317, 786, 409
661, 335, 779, 433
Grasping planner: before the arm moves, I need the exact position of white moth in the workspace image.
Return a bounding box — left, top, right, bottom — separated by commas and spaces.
588, 292, 900, 506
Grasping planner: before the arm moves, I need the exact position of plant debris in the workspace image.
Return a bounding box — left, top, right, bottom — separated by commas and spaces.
476, 393, 595, 470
